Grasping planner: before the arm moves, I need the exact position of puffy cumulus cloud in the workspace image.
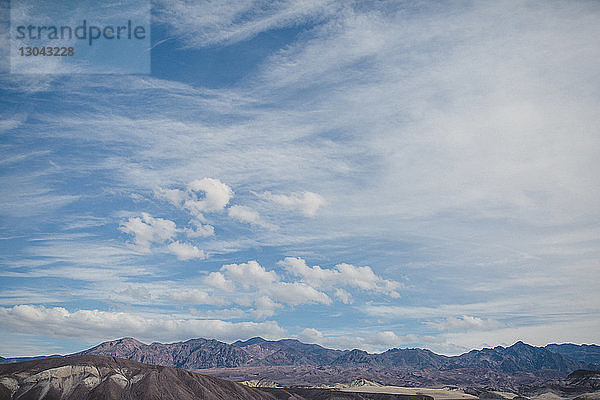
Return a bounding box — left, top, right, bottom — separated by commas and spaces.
221, 260, 278, 289
269, 282, 331, 306
214, 261, 331, 306
204, 271, 235, 292
279, 257, 401, 297
336, 263, 401, 297
186, 178, 233, 214
228, 205, 277, 230
256, 191, 325, 217
167, 241, 206, 260
119, 212, 177, 252
156, 178, 233, 220
427, 315, 505, 332
0, 305, 284, 343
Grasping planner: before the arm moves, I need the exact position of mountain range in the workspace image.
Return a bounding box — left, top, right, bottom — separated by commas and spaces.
72, 337, 599, 374
2, 338, 599, 390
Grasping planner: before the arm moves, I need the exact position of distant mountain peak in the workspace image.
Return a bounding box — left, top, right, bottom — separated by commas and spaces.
232, 337, 267, 346
118, 337, 145, 344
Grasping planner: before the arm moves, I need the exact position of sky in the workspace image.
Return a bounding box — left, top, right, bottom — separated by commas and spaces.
0, 0, 599, 358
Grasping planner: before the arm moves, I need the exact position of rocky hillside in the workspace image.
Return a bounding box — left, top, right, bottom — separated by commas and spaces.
331, 348, 448, 369
233, 337, 346, 366
546, 344, 600, 365
563, 370, 600, 392
79, 337, 251, 368
448, 341, 583, 373
0, 355, 274, 400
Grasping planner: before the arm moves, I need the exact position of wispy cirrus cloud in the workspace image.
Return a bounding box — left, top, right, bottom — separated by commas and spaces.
154, 0, 339, 47
228, 205, 278, 230
255, 191, 325, 217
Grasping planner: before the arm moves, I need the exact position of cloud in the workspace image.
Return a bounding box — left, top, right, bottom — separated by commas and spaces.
334, 288, 352, 304
184, 221, 215, 238
204, 271, 235, 292
4, 1, 600, 356
228, 205, 277, 230
186, 178, 233, 213
256, 191, 325, 217
252, 296, 282, 319
154, 0, 339, 47
269, 282, 331, 306
221, 260, 278, 289
297, 327, 419, 352
0, 172, 80, 218
217, 260, 331, 306
156, 178, 233, 221
427, 315, 505, 332
119, 212, 177, 252
426, 315, 600, 356
280, 257, 401, 297
167, 289, 224, 305
0, 305, 285, 344
167, 241, 206, 260
155, 187, 187, 207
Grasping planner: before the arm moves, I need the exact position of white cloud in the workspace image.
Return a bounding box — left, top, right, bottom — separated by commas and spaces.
298, 327, 324, 342
215, 260, 331, 306
0, 305, 285, 344
156, 178, 233, 221
186, 178, 233, 214
155, 187, 187, 207
5, 1, 600, 355
167, 289, 223, 305
256, 191, 325, 217
0, 172, 80, 218
119, 212, 177, 252
252, 296, 282, 319
184, 221, 215, 238
228, 205, 277, 230
427, 316, 600, 356
204, 271, 235, 292
154, 0, 338, 47
280, 257, 401, 297
269, 282, 331, 306
297, 327, 419, 352
221, 260, 278, 289
167, 241, 206, 260
334, 288, 352, 304
427, 315, 505, 332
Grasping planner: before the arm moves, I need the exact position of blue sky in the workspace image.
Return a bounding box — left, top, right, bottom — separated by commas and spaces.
1, 0, 599, 357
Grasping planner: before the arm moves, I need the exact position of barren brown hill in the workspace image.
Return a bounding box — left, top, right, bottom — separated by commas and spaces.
0, 354, 274, 400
